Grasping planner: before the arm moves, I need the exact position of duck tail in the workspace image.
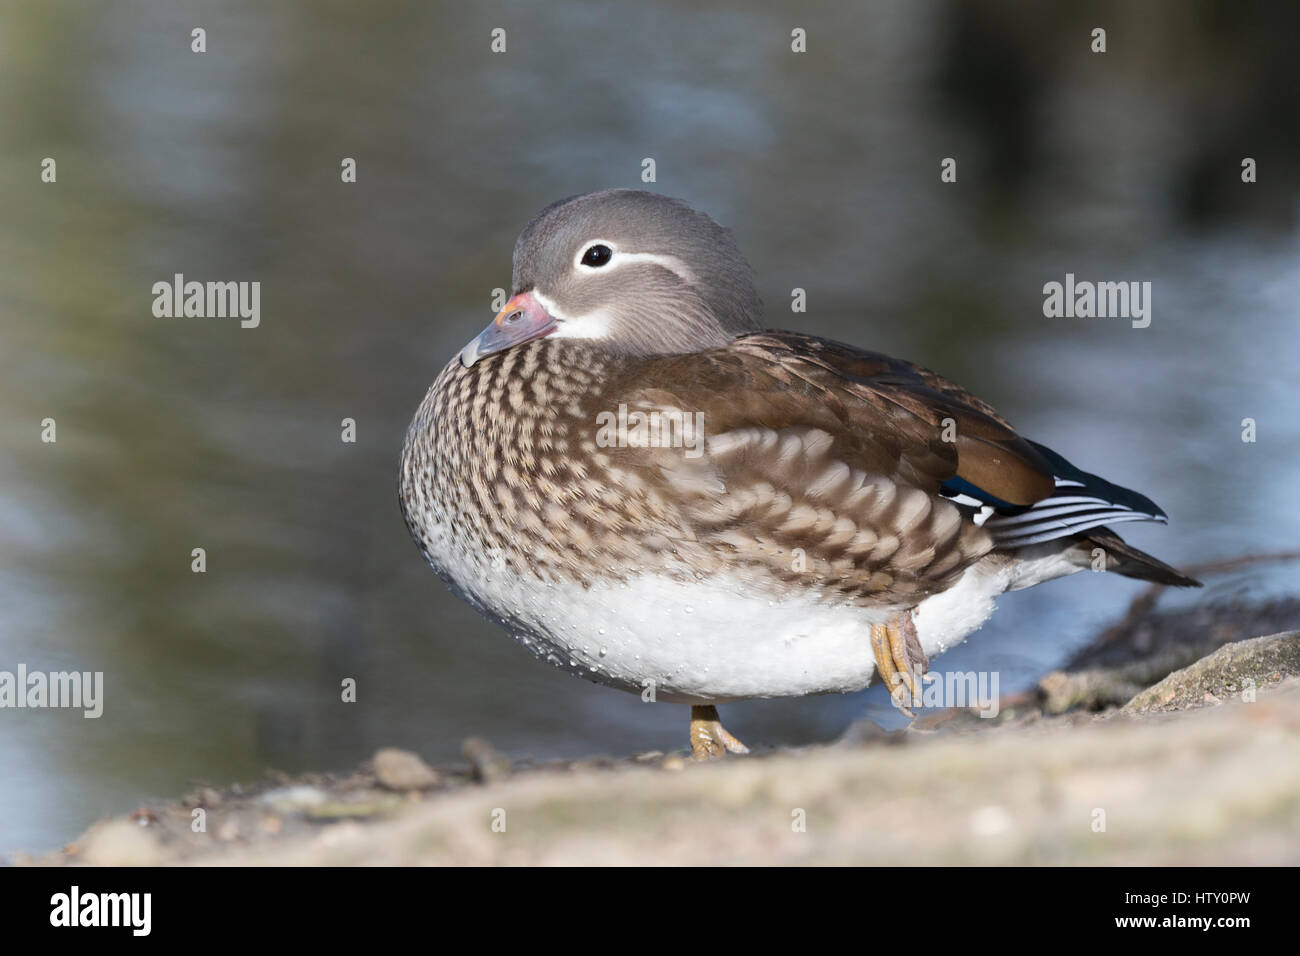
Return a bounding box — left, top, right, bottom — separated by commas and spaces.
1078, 527, 1202, 587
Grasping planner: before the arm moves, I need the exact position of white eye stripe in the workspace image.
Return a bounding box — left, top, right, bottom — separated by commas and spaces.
548, 311, 613, 340
618, 252, 697, 283
573, 240, 696, 284
530, 289, 610, 340
530, 288, 570, 320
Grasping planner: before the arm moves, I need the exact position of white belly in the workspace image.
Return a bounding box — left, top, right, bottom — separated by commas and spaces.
911, 547, 1084, 654
461, 566, 898, 703
424, 515, 1081, 704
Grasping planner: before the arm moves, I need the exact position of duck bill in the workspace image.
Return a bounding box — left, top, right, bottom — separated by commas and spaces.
459, 291, 557, 367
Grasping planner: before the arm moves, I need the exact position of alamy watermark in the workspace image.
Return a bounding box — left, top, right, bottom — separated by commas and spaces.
594, 404, 705, 458
151, 273, 260, 328
1042, 273, 1151, 328
889, 669, 1000, 717
50, 886, 150, 936
0, 665, 103, 718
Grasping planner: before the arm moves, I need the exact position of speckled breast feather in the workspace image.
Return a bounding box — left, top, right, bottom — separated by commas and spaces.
400, 332, 1009, 611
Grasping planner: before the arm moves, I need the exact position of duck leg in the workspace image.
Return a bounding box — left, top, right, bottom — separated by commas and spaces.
689, 705, 750, 760
869, 609, 929, 716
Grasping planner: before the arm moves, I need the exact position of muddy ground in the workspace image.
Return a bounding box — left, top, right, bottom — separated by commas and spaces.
15, 583, 1300, 866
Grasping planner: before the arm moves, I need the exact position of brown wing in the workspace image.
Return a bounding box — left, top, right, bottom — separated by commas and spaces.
593, 330, 1056, 606
732, 331, 1057, 507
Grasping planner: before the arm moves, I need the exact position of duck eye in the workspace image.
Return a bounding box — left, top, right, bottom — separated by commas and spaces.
580, 244, 613, 268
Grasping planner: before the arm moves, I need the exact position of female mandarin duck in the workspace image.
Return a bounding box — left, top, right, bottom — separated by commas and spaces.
400, 190, 1198, 759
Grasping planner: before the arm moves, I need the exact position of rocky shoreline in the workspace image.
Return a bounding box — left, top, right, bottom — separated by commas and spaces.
15, 589, 1300, 866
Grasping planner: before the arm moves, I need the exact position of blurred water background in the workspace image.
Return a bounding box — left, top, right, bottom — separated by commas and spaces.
2, 0, 1298, 853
